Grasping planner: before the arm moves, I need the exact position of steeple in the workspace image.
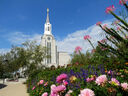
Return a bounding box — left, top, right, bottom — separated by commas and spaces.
46, 8, 50, 23
44, 8, 52, 35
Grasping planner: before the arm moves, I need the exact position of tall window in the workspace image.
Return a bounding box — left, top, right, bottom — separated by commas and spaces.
47, 42, 51, 64
48, 26, 50, 31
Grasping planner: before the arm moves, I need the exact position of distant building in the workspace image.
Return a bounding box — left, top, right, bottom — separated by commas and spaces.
40, 8, 71, 68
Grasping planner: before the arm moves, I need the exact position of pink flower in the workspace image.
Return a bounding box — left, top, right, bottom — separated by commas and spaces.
96, 22, 102, 26
113, 20, 120, 25
75, 62, 79, 65
56, 73, 68, 83
42, 92, 48, 96
84, 35, 91, 40
105, 5, 115, 14
51, 85, 66, 94
32, 86, 36, 90
90, 77, 95, 81
109, 78, 120, 86
39, 80, 44, 85
55, 85, 66, 92
65, 90, 73, 96
119, 0, 128, 5
86, 77, 91, 82
99, 39, 107, 43
44, 82, 48, 86
63, 80, 68, 86
79, 88, 95, 96
95, 75, 107, 85
75, 46, 82, 53
121, 82, 128, 90
117, 27, 121, 30
102, 24, 107, 29
67, 90, 73, 94
50, 85, 58, 96
107, 70, 111, 75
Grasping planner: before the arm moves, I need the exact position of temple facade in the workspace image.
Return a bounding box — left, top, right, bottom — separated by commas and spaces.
40, 8, 71, 68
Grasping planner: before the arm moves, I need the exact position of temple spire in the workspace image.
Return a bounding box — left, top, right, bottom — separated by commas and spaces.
44, 8, 52, 35
46, 8, 50, 23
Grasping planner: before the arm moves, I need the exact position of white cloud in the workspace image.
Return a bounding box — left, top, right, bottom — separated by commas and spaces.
2, 19, 113, 54
56, 20, 113, 53
7, 32, 42, 45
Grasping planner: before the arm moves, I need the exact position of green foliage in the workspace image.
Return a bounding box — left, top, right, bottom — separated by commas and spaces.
0, 40, 48, 78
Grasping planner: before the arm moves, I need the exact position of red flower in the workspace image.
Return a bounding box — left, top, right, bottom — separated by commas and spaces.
84, 35, 91, 40
105, 5, 115, 14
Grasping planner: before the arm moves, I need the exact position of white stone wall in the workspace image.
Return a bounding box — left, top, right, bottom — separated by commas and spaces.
58, 52, 71, 67
40, 34, 57, 67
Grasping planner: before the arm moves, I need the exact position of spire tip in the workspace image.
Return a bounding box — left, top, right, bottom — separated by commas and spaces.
47, 8, 49, 13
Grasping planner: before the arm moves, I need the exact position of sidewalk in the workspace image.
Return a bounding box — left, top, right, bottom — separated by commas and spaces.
0, 79, 29, 96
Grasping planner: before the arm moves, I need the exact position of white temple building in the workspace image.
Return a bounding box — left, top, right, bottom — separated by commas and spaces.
40, 8, 71, 68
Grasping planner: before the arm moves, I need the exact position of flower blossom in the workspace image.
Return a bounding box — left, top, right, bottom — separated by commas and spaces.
117, 27, 121, 31
75, 46, 82, 53
84, 35, 91, 40
86, 77, 92, 82
56, 73, 68, 83
50, 84, 66, 96
44, 82, 48, 86
119, 0, 128, 5
86, 75, 96, 82
105, 5, 115, 14
75, 62, 79, 65
99, 39, 107, 44
39, 80, 44, 85
95, 75, 107, 85
54, 85, 66, 93
102, 24, 107, 29
63, 80, 68, 86
50, 85, 58, 96
65, 90, 73, 96
96, 22, 102, 26
121, 82, 128, 90
78, 88, 95, 96
69, 75, 77, 83
109, 78, 120, 86
42, 92, 48, 96
32, 86, 36, 90
107, 70, 112, 75
113, 20, 120, 25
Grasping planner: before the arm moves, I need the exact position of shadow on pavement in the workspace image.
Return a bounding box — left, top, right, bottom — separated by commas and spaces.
0, 84, 7, 89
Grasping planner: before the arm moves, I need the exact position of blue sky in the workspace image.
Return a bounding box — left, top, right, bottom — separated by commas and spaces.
0, 0, 123, 53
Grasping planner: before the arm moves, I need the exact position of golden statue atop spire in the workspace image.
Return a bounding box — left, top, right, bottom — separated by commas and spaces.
47, 8, 49, 13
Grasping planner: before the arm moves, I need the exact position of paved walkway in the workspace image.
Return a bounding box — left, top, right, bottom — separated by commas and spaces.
0, 79, 29, 96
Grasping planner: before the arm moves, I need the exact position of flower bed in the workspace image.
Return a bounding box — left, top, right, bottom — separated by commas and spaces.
27, 64, 128, 96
